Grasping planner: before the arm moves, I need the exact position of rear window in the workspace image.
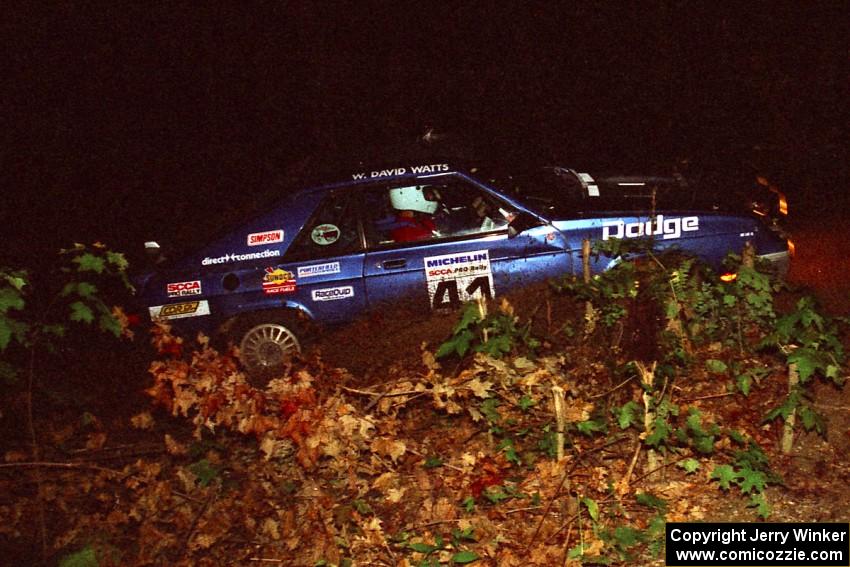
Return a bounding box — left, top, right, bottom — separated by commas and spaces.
489, 167, 725, 217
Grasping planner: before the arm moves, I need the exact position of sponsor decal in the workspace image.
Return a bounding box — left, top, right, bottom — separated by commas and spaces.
247, 229, 284, 247
351, 163, 450, 180
577, 173, 599, 197
297, 262, 341, 278
166, 280, 202, 298
424, 250, 494, 309
262, 267, 296, 295
312, 286, 354, 301
149, 300, 210, 320
311, 224, 340, 246
602, 215, 699, 241
202, 248, 280, 266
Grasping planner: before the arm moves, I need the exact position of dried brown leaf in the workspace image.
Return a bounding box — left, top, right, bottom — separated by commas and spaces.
130, 411, 156, 430
371, 437, 406, 463
164, 433, 187, 456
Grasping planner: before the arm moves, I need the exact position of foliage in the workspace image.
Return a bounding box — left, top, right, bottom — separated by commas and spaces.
710, 442, 780, 519
758, 296, 845, 433
0, 243, 133, 364
436, 298, 540, 359
558, 237, 845, 444
0, 269, 28, 353
764, 296, 844, 381
59, 545, 99, 567
0, 243, 134, 563
3, 236, 848, 566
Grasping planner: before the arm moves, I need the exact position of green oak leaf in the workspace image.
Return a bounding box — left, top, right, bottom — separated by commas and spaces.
710, 464, 739, 490
615, 400, 640, 430
736, 373, 752, 396
738, 467, 767, 494
749, 493, 771, 519
576, 418, 606, 436
69, 301, 94, 324
106, 251, 129, 270
636, 492, 667, 511
705, 359, 728, 374
73, 253, 106, 274
0, 287, 25, 313
644, 416, 671, 447
677, 458, 700, 474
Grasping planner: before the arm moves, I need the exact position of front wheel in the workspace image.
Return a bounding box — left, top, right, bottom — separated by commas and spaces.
234, 312, 302, 378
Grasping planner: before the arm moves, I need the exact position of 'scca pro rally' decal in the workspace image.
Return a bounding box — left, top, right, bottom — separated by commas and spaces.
424, 250, 493, 309
166, 280, 201, 298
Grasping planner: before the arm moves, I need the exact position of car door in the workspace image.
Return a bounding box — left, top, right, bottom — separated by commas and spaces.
277, 189, 367, 323
361, 174, 556, 312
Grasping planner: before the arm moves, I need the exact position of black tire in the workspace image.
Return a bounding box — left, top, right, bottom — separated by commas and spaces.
231, 311, 303, 380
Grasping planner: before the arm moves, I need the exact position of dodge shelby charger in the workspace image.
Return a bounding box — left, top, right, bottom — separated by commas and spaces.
136, 162, 791, 375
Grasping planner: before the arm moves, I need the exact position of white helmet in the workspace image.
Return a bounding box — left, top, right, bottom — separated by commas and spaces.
389, 185, 438, 215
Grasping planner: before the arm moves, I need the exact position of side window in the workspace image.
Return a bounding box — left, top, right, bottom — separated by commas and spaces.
284, 191, 361, 261
364, 179, 516, 247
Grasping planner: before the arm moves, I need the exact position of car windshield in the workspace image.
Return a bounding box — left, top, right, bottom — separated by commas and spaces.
482, 167, 585, 217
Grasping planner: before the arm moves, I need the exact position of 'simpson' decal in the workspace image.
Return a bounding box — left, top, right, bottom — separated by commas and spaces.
247, 229, 284, 246
602, 215, 699, 241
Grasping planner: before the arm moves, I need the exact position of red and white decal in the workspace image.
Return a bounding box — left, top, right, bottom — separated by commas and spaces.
247, 229, 284, 247
262, 268, 296, 295
311, 224, 340, 246
166, 280, 202, 298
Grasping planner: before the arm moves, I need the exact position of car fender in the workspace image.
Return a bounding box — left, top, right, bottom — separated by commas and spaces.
217, 298, 313, 335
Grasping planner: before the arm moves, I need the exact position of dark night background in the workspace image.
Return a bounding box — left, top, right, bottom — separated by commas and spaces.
1, 3, 847, 269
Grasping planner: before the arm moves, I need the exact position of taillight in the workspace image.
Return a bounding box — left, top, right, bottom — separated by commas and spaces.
776, 191, 788, 215
756, 176, 789, 216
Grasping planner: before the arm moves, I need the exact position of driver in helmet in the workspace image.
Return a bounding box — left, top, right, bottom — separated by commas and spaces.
389, 185, 442, 242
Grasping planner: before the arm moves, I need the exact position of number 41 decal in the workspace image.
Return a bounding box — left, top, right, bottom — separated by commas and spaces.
431, 276, 492, 309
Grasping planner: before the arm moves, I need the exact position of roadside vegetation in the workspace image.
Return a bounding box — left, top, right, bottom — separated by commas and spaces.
1, 241, 847, 566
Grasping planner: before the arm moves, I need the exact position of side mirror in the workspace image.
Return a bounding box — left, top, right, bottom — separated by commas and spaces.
507, 212, 539, 238
145, 241, 164, 264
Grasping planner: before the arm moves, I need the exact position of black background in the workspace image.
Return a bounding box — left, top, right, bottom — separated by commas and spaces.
2, 3, 846, 267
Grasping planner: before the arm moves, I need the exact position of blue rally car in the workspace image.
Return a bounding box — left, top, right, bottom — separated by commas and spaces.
136, 161, 791, 375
